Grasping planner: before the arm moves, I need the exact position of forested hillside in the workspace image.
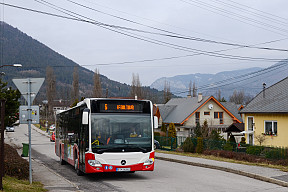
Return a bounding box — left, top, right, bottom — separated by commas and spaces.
0, 22, 166, 104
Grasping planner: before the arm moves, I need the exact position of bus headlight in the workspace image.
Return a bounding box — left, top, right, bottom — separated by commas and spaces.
88, 160, 102, 167
143, 158, 154, 165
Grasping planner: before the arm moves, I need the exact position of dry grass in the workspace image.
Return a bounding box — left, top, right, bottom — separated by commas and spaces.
3, 176, 47, 192
156, 150, 288, 172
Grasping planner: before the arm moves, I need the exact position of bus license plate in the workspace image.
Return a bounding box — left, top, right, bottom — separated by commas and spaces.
116, 168, 131, 172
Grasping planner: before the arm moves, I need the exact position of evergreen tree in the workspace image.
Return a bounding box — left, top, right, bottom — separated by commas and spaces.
201, 120, 209, 139
194, 122, 202, 137
168, 122, 176, 138
0, 79, 21, 126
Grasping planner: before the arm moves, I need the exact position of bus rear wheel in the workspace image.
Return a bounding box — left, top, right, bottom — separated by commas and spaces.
60, 148, 66, 165
74, 157, 84, 176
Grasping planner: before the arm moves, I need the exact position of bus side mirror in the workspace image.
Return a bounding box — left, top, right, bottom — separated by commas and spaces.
154, 116, 158, 129
82, 108, 90, 125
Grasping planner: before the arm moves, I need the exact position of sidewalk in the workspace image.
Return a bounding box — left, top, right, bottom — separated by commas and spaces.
156, 152, 288, 187
5, 125, 80, 192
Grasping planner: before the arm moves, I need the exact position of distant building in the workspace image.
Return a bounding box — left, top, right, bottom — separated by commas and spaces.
156, 93, 242, 138
240, 76, 288, 147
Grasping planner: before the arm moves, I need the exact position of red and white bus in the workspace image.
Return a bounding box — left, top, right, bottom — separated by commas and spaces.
55, 98, 157, 175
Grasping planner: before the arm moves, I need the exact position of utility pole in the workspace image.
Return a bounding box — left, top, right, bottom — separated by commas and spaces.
0, 99, 6, 190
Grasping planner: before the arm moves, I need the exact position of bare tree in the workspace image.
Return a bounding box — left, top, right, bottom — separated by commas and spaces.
216, 89, 221, 101
188, 81, 192, 97
71, 67, 79, 104
46, 66, 56, 116
229, 90, 252, 104
93, 68, 102, 98
255, 133, 267, 146
130, 73, 143, 98
192, 81, 197, 97
229, 90, 245, 104
163, 79, 171, 103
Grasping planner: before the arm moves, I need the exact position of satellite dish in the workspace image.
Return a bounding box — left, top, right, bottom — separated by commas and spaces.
208, 104, 213, 110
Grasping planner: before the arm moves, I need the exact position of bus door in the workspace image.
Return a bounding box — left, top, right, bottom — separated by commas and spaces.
79, 124, 87, 171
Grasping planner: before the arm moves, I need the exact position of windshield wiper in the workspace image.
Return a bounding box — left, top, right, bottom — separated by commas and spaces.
94, 144, 148, 153
120, 144, 148, 153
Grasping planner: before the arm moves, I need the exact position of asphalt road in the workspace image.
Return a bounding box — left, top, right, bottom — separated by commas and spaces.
6, 124, 288, 192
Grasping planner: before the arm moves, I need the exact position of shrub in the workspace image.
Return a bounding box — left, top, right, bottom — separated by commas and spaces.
196, 137, 204, 153
182, 137, 194, 153
264, 148, 283, 160
154, 132, 161, 137
240, 137, 246, 145
4, 143, 29, 180
223, 143, 233, 151
246, 146, 264, 156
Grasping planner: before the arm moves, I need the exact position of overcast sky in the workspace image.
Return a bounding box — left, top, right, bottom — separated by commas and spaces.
2, 0, 288, 86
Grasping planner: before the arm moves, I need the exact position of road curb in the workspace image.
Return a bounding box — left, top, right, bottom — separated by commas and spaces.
32, 158, 81, 191
156, 156, 288, 188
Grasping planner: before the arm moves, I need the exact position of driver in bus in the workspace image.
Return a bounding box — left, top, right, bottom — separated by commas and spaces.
130, 127, 141, 137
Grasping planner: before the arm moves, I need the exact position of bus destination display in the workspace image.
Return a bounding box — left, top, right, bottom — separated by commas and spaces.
100, 102, 143, 112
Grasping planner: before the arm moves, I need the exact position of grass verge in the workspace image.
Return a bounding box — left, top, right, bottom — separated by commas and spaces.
3, 176, 47, 192
33, 124, 47, 132
156, 150, 288, 172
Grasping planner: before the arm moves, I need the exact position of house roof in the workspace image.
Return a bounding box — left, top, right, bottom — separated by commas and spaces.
241, 76, 288, 113
156, 104, 177, 120
224, 123, 244, 132
159, 96, 242, 125
159, 96, 210, 124
220, 102, 243, 122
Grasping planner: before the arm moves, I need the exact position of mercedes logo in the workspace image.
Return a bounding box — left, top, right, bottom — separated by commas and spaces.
121, 160, 126, 165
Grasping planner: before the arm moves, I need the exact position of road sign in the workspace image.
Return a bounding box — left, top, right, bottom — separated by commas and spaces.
12, 78, 44, 184
19, 106, 40, 124
12, 78, 44, 103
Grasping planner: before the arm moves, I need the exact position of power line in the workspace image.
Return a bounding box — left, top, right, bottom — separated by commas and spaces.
171, 60, 288, 94
180, 0, 288, 36
4, 1, 288, 54
65, 0, 288, 52
24, 1, 287, 62
211, 0, 288, 27
2, 2, 287, 65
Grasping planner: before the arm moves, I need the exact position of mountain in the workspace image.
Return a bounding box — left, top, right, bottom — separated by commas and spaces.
151, 60, 288, 99
0, 22, 165, 104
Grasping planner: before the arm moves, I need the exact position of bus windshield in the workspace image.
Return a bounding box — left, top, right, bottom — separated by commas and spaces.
91, 114, 152, 153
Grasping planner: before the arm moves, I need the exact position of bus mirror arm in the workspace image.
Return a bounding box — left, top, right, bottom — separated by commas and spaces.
82, 108, 90, 125
154, 116, 158, 129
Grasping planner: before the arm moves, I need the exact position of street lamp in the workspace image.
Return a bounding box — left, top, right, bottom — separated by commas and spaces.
0, 64, 22, 76
0, 63, 22, 68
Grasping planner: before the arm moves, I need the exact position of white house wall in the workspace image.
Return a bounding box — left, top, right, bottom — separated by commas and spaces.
184, 100, 234, 128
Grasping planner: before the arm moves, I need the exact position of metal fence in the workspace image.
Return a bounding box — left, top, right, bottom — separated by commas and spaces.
154, 136, 288, 160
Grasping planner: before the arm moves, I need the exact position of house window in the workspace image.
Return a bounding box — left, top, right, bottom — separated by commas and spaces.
195, 112, 200, 124
204, 112, 210, 115
214, 112, 223, 124
264, 121, 277, 135
247, 117, 254, 131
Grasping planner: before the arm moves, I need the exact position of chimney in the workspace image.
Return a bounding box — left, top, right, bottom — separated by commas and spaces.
263, 83, 266, 98
198, 93, 203, 103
